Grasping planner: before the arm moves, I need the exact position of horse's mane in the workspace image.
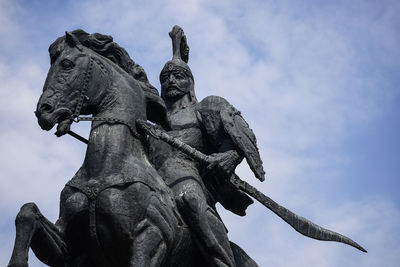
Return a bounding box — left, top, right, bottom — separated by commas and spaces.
49, 29, 157, 94
49, 29, 169, 129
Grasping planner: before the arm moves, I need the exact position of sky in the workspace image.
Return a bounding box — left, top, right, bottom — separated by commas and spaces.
0, 0, 399, 266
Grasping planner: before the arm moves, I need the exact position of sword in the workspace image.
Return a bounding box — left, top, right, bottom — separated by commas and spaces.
136, 119, 367, 253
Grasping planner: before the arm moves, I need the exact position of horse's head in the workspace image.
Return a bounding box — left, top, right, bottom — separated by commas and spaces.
36, 30, 169, 136
35, 31, 101, 135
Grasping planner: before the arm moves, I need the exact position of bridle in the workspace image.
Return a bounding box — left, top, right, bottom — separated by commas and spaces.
66, 55, 143, 144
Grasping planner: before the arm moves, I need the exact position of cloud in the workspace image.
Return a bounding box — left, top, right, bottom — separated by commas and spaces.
1, 0, 399, 266
219, 195, 400, 267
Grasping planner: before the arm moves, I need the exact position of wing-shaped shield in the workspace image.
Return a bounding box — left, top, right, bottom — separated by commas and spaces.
197, 96, 265, 182
220, 104, 266, 181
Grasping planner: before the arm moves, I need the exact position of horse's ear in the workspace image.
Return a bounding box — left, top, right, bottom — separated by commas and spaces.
65, 31, 83, 51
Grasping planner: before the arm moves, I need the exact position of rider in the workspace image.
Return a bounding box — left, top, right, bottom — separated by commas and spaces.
149, 26, 264, 267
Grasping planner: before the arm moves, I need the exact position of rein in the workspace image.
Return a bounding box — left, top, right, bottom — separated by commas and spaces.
72, 117, 143, 142
66, 56, 143, 144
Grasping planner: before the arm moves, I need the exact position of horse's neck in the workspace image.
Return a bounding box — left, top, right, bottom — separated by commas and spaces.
82, 65, 148, 179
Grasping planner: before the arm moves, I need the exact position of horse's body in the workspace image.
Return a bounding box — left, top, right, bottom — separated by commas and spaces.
8, 31, 198, 267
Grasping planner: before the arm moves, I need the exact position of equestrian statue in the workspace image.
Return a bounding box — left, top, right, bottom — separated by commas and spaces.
8, 27, 366, 267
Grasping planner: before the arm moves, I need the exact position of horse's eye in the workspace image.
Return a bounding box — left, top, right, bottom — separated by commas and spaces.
61, 59, 74, 69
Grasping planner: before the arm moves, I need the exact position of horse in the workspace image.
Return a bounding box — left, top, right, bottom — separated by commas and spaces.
7, 30, 204, 267
8, 30, 257, 267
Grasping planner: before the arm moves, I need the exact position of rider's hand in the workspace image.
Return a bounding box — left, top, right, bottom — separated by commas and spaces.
206, 150, 242, 177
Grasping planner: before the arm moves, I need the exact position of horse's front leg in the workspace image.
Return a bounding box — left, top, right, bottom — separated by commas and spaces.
8, 202, 69, 267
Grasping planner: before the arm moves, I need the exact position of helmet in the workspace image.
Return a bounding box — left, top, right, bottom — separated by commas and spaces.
160, 25, 197, 103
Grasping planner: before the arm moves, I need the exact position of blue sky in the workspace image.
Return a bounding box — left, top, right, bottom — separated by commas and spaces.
1, 0, 399, 266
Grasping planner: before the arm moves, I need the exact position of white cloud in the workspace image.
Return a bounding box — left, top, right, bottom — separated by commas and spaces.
219, 195, 400, 267
1, 0, 399, 266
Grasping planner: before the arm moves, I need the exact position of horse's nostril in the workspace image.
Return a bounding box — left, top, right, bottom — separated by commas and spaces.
40, 103, 53, 112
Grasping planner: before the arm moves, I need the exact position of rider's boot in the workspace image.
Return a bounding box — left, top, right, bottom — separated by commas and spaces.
179, 191, 236, 267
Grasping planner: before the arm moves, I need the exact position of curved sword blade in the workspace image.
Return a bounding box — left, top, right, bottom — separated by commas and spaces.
229, 174, 367, 253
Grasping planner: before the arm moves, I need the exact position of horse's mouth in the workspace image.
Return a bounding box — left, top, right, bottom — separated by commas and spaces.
37, 108, 72, 131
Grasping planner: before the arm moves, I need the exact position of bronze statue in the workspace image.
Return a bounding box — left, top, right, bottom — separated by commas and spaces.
145, 25, 367, 266
8, 27, 366, 267
148, 25, 264, 267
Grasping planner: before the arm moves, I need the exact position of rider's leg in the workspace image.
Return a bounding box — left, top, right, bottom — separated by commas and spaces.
179, 189, 236, 267
8, 202, 68, 267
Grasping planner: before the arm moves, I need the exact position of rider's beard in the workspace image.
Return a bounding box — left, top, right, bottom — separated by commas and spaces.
163, 87, 186, 100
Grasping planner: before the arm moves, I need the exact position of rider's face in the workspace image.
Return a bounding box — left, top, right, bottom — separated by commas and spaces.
160, 69, 192, 100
